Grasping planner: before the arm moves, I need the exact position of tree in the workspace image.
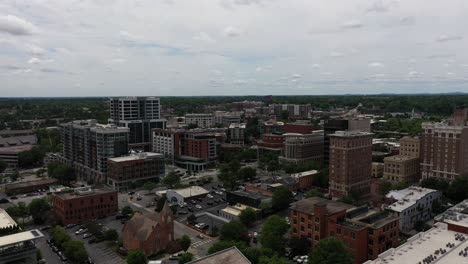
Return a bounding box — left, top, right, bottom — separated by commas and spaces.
378, 179, 393, 196
143, 181, 158, 194
208, 240, 248, 254
121, 206, 134, 217
178, 235, 191, 252
259, 215, 289, 252
47, 162, 75, 184
211, 225, 219, 236
179, 253, 193, 264
280, 110, 289, 121
6, 202, 29, 224
259, 255, 291, 264
220, 221, 249, 242
305, 189, 324, 198
239, 207, 257, 227
49, 226, 71, 248
187, 214, 197, 224
447, 174, 468, 203
104, 229, 119, 241
290, 236, 310, 256
155, 198, 166, 212
63, 240, 88, 263
308, 237, 352, 264
28, 197, 51, 224
420, 177, 450, 193
0, 159, 6, 173
338, 195, 355, 205
163, 171, 180, 186
126, 250, 147, 264
272, 187, 294, 211
238, 167, 257, 181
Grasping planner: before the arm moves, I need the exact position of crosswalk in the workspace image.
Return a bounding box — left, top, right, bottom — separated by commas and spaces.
191, 239, 213, 248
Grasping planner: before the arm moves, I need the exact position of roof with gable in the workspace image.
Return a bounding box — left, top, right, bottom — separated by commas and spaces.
123, 201, 173, 241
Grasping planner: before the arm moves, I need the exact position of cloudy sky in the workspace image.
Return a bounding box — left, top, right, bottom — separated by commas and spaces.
1, 0, 468, 96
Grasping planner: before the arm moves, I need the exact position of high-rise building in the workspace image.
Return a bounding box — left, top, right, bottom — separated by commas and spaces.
383, 137, 421, 183
329, 131, 373, 199
109, 97, 166, 151
61, 119, 129, 183
184, 113, 214, 128
421, 107, 468, 181
228, 123, 246, 146
269, 104, 311, 119
279, 131, 324, 164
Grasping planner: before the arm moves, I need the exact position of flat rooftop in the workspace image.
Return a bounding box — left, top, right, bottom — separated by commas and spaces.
290, 197, 355, 215
228, 190, 272, 200
0, 209, 17, 229
386, 187, 440, 213
221, 204, 259, 216
290, 170, 319, 178
108, 152, 164, 162
170, 186, 209, 198
384, 155, 418, 162
55, 187, 116, 200
330, 131, 373, 138
6, 178, 58, 190
364, 223, 468, 264
187, 246, 251, 264
0, 229, 43, 248
435, 199, 468, 228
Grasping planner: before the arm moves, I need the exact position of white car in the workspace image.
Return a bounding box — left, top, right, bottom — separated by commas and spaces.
253, 231, 258, 238
75, 228, 87, 235
195, 204, 202, 209
207, 194, 214, 199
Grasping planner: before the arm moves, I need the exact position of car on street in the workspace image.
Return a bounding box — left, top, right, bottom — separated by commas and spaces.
207, 194, 214, 199
83, 233, 93, 239
169, 254, 179, 260
51, 246, 59, 253
190, 200, 197, 204
178, 211, 187, 215
65, 223, 78, 229
88, 238, 96, 244
75, 228, 87, 235
196, 234, 205, 239
195, 204, 202, 209
207, 201, 213, 206
10, 196, 18, 200
40, 225, 51, 231
87, 257, 95, 264
128, 191, 135, 195
58, 252, 67, 261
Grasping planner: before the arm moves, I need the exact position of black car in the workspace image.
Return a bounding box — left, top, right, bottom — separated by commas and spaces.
207, 202, 213, 205
88, 238, 96, 244
128, 191, 135, 195
10, 196, 18, 200
51, 246, 59, 253
188, 208, 193, 212
87, 257, 95, 264
178, 211, 187, 215
65, 223, 77, 229
41, 225, 51, 231
115, 214, 125, 220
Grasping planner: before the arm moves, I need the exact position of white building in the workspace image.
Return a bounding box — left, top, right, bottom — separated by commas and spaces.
219, 204, 259, 221
363, 222, 468, 264
434, 199, 468, 233
385, 186, 441, 232
166, 186, 209, 203
185, 114, 214, 128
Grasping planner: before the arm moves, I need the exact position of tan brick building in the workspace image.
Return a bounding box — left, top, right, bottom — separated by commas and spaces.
372, 163, 384, 178
122, 202, 175, 256
383, 137, 420, 184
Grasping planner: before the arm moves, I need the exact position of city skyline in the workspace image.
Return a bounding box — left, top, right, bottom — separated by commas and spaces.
1, 0, 468, 96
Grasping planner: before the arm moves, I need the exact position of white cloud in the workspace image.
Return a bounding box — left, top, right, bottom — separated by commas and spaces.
341, 20, 363, 29
311, 64, 321, 68
437, 35, 463, 42
408, 71, 424, 78
193, 32, 215, 43
25, 43, 45, 56
111, 58, 126, 63
330, 51, 344, 57
28, 57, 41, 64
223, 26, 241, 37
0, 15, 36, 35
292, 73, 301, 79
234, 79, 248, 85
366, 0, 398, 13
368, 62, 384, 68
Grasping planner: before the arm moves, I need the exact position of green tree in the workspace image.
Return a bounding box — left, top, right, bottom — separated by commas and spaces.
63, 240, 88, 263
308, 237, 352, 264
49, 226, 71, 249
290, 236, 310, 256
178, 253, 193, 264
143, 181, 158, 194
420, 177, 450, 194
155, 198, 166, 212
447, 174, 468, 203
126, 250, 147, 264
305, 189, 324, 198
28, 197, 51, 224
378, 179, 393, 196
178, 235, 191, 252
104, 229, 119, 241
6, 202, 29, 224
121, 206, 134, 217
0, 159, 7, 173
259, 255, 290, 264
272, 187, 294, 211
220, 221, 249, 242
239, 207, 257, 227
47, 162, 75, 184
259, 215, 289, 252
238, 167, 257, 181
163, 171, 180, 186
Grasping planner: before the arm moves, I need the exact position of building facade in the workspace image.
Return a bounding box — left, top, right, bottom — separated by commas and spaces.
256, 134, 284, 157
329, 131, 373, 199
107, 152, 165, 191
52, 187, 118, 225
61, 120, 129, 183
372, 162, 384, 178
122, 202, 175, 256
421, 108, 468, 181
385, 186, 441, 233
185, 114, 214, 128
109, 97, 166, 151
269, 104, 311, 119
383, 137, 421, 183
279, 131, 324, 164
228, 123, 246, 146
289, 198, 399, 264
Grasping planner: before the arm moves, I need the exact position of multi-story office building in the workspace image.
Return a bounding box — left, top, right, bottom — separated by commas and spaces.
421, 107, 468, 181
214, 111, 242, 127
109, 97, 166, 151
0, 135, 37, 169
228, 123, 246, 146
52, 186, 118, 225
107, 152, 165, 191
329, 131, 373, 199
385, 186, 441, 232
289, 197, 399, 264
372, 162, 384, 178
61, 119, 129, 183
0, 209, 44, 264
279, 131, 324, 164
323, 119, 371, 164
256, 134, 284, 157
185, 113, 214, 128
152, 128, 218, 171
269, 104, 311, 119
383, 137, 421, 183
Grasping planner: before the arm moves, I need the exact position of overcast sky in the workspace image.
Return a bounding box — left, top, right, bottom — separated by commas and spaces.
1, 0, 468, 97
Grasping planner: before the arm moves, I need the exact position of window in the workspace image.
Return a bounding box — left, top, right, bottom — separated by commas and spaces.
300, 226, 305, 231
337, 228, 341, 234
315, 217, 320, 223
301, 217, 305, 223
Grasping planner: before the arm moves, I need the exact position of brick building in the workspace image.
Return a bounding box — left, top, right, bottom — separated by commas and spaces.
421, 107, 468, 181
256, 134, 284, 157
289, 197, 399, 264
52, 187, 118, 225
329, 131, 373, 199
383, 137, 420, 184
279, 131, 324, 164
371, 162, 384, 178
122, 202, 175, 256
107, 152, 165, 191
283, 123, 316, 134
290, 170, 320, 190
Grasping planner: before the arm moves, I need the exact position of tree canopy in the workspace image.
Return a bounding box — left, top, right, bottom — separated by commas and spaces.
259, 215, 289, 252
272, 187, 294, 211
178, 235, 191, 252
28, 197, 51, 224
308, 237, 352, 264
126, 250, 147, 264
239, 207, 257, 227
220, 220, 249, 242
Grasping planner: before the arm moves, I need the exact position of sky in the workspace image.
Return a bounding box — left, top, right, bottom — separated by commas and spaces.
1, 0, 468, 97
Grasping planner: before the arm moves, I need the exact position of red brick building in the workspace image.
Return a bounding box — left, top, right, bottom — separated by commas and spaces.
289, 198, 399, 264
53, 187, 118, 225
329, 131, 373, 199
421, 107, 468, 181
283, 123, 317, 134
290, 170, 320, 190
122, 201, 175, 256
256, 134, 284, 156
279, 131, 324, 165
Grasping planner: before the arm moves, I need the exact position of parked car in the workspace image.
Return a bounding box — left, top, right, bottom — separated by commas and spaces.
207, 202, 213, 206
83, 233, 93, 239
115, 214, 125, 220
87, 257, 95, 264
40, 225, 51, 231
118, 247, 128, 256
178, 211, 187, 215
75, 228, 87, 235
10, 196, 18, 200
0, 198, 9, 204
88, 238, 96, 244
207, 194, 214, 199
51, 246, 59, 253
188, 208, 193, 212
195, 204, 202, 209
65, 223, 78, 229
169, 254, 179, 260
37, 259, 46, 264
128, 191, 135, 195
196, 234, 205, 239
58, 252, 67, 261
190, 200, 197, 204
